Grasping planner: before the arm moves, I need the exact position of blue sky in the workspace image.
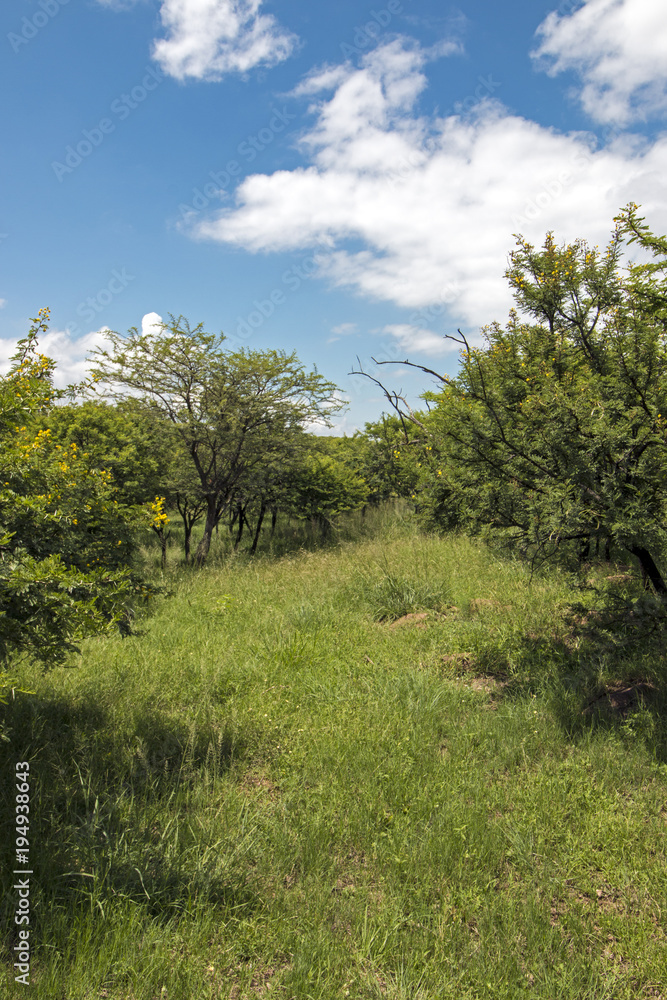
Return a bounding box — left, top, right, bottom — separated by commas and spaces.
2, 0, 666, 431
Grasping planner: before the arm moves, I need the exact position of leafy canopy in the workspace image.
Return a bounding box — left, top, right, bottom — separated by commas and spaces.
92, 315, 345, 564
0, 311, 155, 685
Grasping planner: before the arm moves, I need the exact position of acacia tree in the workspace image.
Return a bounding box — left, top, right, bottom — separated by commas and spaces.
360, 206, 667, 592
92, 316, 344, 566
224, 423, 308, 553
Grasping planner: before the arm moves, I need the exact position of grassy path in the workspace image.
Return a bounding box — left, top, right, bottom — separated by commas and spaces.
2, 525, 667, 998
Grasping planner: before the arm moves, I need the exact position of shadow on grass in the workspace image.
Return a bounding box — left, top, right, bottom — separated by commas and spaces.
0, 690, 260, 948
471, 616, 667, 761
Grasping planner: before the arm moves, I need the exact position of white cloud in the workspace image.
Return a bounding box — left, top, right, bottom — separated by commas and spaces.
152, 0, 298, 81
0, 299, 6, 309
0, 327, 113, 388
291, 64, 351, 98
381, 324, 456, 356
533, 0, 667, 125
141, 311, 164, 336
327, 321, 358, 344
192, 37, 667, 341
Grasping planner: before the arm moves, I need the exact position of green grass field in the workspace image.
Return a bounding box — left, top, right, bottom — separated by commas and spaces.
2, 512, 667, 998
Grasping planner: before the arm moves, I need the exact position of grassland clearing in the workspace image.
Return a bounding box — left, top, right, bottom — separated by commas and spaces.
2, 514, 666, 998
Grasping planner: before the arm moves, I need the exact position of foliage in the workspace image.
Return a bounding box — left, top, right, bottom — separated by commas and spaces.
40, 398, 173, 506
146, 496, 171, 570
0, 311, 154, 689
287, 451, 369, 535
92, 316, 344, 565
322, 418, 426, 507
397, 207, 667, 592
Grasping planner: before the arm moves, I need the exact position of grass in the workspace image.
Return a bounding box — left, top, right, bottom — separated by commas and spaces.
2, 511, 667, 998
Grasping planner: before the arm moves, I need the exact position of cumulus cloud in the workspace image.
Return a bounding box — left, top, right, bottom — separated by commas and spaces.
191, 36, 667, 338
151, 0, 298, 81
533, 0, 667, 125
141, 311, 164, 336
0, 327, 113, 388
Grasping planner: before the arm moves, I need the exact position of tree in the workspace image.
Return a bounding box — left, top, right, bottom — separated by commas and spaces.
287, 451, 369, 537
360, 207, 667, 593
357, 415, 429, 506
224, 424, 309, 554
40, 398, 171, 506
91, 316, 344, 566
0, 311, 152, 685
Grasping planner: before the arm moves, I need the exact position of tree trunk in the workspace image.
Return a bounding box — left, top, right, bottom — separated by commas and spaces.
160, 531, 170, 571
630, 546, 667, 594
194, 501, 217, 567
180, 512, 192, 565
250, 502, 267, 555
270, 505, 278, 539
151, 526, 170, 570
233, 504, 247, 551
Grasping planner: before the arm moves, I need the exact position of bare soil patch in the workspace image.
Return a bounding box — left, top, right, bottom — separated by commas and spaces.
240, 772, 280, 799
388, 612, 429, 628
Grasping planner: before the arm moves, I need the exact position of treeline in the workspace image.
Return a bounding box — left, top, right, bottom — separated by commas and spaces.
0, 313, 412, 678
3, 203, 667, 681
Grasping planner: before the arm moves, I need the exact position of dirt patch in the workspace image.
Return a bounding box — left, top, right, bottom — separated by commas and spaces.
601, 573, 636, 586
240, 772, 280, 799
385, 606, 460, 628
331, 874, 356, 895
343, 846, 367, 866
439, 652, 508, 704
388, 612, 429, 628
465, 675, 509, 709
468, 675, 507, 695
583, 681, 656, 719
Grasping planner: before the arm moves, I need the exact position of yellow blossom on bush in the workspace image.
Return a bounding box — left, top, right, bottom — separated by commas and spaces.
148, 496, 170, 529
